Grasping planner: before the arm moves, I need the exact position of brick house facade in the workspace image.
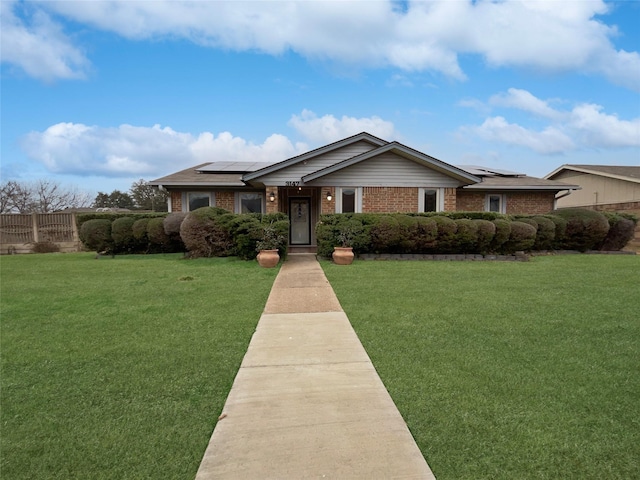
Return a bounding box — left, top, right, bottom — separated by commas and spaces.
150, 132, 578, 248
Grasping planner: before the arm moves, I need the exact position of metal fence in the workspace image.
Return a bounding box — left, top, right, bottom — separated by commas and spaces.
0, 213, 78, 249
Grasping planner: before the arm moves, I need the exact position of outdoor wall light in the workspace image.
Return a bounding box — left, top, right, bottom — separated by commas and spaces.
268, 191, 275, 202
325, 191, 332, 201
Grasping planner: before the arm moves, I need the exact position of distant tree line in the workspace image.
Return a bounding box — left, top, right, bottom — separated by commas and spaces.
93, 180, 168, 212
1, 178, 167, 213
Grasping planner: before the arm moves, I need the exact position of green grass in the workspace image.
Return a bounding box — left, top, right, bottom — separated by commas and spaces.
322, 255, 640, 480
1, 253, 278, 479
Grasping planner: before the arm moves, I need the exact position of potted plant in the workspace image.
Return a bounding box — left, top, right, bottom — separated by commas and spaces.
256, 224, 285, 268
332, 222, 356, 265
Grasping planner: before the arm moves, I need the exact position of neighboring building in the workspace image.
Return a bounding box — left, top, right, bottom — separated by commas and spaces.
149, 132, 579, 248
545, 164, 640, 252
545, 165, 640, 212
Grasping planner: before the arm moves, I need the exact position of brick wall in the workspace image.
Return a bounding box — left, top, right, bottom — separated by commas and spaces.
443, 188, 457, 212
321, 187, 335, 214
170, 192, 182, 212
265, 186, 279, 214
362, 187, 418, 213
457, 191, 555, 214
506, 192, 555, 215
456, 191, 484, 211
215, 191, 234, 212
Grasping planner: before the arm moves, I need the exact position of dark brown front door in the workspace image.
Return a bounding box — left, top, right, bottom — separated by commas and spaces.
289, 197, 311, 245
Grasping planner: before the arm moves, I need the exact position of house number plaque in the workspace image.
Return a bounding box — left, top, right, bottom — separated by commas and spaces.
285, 181, 301, 187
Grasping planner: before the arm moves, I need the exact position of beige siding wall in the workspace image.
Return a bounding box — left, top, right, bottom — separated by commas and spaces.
305, 153, 463, 187
553, 171, 640, 208
258, 141, 377, 185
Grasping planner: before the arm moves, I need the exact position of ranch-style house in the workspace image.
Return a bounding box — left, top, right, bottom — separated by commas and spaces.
149, 132, 580, 249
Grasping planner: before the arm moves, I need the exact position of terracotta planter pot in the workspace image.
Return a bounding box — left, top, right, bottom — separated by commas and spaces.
332, 246, 354, 265
257, 249, 280, 268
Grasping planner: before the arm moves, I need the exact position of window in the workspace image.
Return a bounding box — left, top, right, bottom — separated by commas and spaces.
486, 194, 506, 213
187, 192, 211, 211
237, 192, 264, 214
335, 187, 362, 213
418, 188, 443, 212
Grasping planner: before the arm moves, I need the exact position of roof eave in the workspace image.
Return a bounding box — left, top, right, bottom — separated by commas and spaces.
148, 181, 247, 188
545, 165, 640, 184
302, 143, 481, 184
463, 184, 582, 191
243, 132, 388, 181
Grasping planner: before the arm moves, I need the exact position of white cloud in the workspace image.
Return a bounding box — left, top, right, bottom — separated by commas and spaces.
469, 117, 575, 154
7, 0, 637, 89
489, 88, 564, 121
462, 88, 640, 154
20, 123, 309, 177
288, 109, 397, 143
189, 132, 308, 163
0, 1, 89, 81
569, 104, 640, 148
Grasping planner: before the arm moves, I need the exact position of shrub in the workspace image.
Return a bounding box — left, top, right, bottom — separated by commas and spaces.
79, 219, 113, 253
316, 214, 373, 257
544, 214, 567, 249
180, 207, 234, 258
132, 218, 149, 240
490, 219, 511, 252
429, 211, 506, 221
531, 216, 557, 250
454, 218, 479, 253
599, 212, 637, 251
503, 221, 536, 253
111, 217, 137, 253
228, 214, 263, 260
371, 216, 403, 253
132, 218, 150, 252
256, 222, 288, 256
163, 212, 188, 239
31, 241, 60, 254
146, 217, 173, 252
412, 216, 438, 252
553, 208, 610, 251
432, 216, 457, 253
474, 219, 496, 254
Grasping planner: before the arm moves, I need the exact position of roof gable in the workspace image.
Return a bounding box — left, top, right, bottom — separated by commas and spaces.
243, 132, 387, 182
545, 164, 640, 184
302, 142, 480, 185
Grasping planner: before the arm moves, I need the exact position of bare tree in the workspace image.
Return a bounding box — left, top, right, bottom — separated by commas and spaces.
0, 180, 93, 213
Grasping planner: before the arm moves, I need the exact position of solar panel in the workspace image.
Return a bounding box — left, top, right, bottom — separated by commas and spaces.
456, 165, 525, 177
196, 161, 276, 173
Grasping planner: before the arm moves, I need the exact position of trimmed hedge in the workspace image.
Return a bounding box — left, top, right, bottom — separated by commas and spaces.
147, 217, 173, 253
180, 207, 235, 258
77, 209, 290, 258
77, 207, 635, 258
315, 208, 632, 257
111, 217, 137, 253
599, 212, 638, 251
79, 219, 113, 253
554, 208, 610, 252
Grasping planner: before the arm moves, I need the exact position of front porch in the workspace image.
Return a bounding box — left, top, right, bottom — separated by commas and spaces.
266, 186, 333, 251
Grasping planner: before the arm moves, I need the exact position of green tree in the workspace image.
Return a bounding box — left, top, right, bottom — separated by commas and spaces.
93, 190, 135, 209
129, 179, 168, 211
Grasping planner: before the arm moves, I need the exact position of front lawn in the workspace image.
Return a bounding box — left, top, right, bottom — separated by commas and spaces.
322, 255, 640, 479
1, 253, 278, 479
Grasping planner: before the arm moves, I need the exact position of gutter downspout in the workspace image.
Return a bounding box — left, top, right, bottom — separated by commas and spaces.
553, 188, 576, 210
158, 184, 171, 212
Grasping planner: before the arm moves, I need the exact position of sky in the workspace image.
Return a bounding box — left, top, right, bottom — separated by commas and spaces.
1, 0, 639, 198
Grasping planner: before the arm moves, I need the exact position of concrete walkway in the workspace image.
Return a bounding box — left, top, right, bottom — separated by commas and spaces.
195, 254, 435, 479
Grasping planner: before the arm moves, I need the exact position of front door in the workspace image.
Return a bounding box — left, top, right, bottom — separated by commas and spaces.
289, 197, 311, 245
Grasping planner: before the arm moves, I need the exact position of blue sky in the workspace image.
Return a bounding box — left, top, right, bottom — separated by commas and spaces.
2, 0, 639, 196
